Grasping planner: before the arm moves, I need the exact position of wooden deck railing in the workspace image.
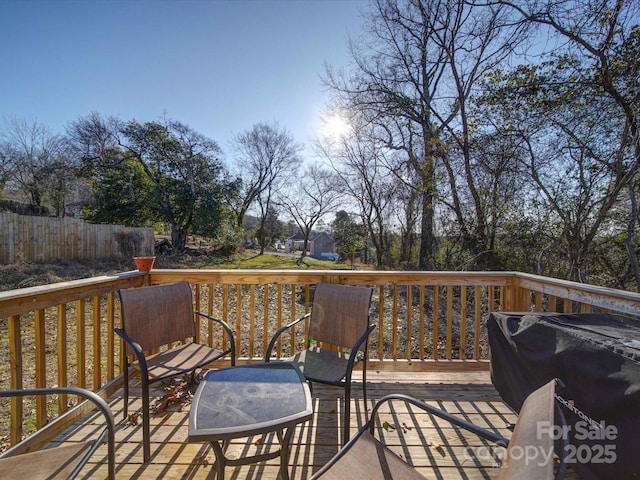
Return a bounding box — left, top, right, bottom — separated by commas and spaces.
1, 268, 639, 449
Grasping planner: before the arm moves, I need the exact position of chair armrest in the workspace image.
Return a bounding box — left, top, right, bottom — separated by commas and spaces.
344, 323, 377, 377
351, 323, 376, 358
368, 393, 508, 447
264, 312, 310, 362
114, 327, 151, 375
0, 387, 116, 480
194, 311, 237, 364
114, 327, 145, 358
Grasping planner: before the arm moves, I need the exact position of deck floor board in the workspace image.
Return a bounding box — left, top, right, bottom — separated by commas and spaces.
70, 370, 579, 479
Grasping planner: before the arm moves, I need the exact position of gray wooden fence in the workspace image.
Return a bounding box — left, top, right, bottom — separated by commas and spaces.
0, 211, 154, 264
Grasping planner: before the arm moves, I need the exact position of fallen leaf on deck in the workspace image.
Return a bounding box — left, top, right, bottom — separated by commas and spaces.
382, 420, 396, 432
151, 380, 194, 413
127, 412, 140, 425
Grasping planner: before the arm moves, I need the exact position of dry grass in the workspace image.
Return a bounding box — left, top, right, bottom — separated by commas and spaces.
0, 258, 132, 291
0, 248, 350, 292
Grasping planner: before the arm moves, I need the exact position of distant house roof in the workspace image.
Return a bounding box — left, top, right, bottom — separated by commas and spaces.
287, 231, 334, 242
287, 232, 306, 241
311, 231, 334, 242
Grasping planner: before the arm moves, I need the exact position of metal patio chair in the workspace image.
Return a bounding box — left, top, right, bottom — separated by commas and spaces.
265, 283, 375, 445
311, 378, 568, 480
0, 387, 115, 480
116, 281, 235, 462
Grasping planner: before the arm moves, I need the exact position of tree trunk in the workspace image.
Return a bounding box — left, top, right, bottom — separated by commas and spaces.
418, 149, 436, 270
625, 185, 640, 288
171, 226, 187, 255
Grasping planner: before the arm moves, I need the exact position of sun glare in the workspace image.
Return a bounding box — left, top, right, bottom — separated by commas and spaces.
321, 113, 351, 141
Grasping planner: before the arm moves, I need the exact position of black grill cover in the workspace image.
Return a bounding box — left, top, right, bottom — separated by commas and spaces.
488, 312, 640, 479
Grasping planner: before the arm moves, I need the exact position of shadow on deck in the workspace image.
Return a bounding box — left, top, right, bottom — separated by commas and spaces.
74, 370, 523, 479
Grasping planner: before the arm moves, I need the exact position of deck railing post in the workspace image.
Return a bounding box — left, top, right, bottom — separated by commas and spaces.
8, 315, 23, 445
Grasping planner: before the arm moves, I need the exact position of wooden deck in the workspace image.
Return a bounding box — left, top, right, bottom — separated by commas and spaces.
68, 370, 562, 479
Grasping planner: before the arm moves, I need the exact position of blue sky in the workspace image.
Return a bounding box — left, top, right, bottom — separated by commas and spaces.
0, 0, 370, 158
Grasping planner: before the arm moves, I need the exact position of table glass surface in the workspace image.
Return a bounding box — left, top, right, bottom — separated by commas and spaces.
189, 362, 311, 438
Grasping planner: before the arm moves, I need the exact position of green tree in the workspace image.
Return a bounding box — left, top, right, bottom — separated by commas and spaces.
69, 114, 237, 254
331, 210, 367, 264
488, 0, 640, 286
478, 58, 634, 282
256, 205, 285, 251
493, 0, 639, 166
83, 158, 153, 225
473, 0, 639, 285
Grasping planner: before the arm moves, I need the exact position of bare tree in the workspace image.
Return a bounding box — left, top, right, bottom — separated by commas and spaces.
324, 0, 525, 269
231, 122, 303, 253
0, 117, 76, 216
0, 140, 12, 197
488, 0, 640, 166
476, 0, 640, 284
316, 117, 398, 267
277, 164, 343, 262
479, 58, 634, 282
66, 112, 121, 169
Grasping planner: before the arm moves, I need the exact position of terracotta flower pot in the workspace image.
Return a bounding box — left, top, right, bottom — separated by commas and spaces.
133, 256, 156, 272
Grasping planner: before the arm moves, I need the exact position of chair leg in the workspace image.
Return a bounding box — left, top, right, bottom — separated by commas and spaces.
343, 385, 351, 446
123, 365, 129, 419
362, 360, 368, 411
141, 377, 151, 462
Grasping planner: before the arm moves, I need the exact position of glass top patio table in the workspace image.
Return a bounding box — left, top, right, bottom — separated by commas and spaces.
188, 361, 313, 480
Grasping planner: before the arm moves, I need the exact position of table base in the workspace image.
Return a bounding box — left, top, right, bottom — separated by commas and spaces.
209, 426, 295, 480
